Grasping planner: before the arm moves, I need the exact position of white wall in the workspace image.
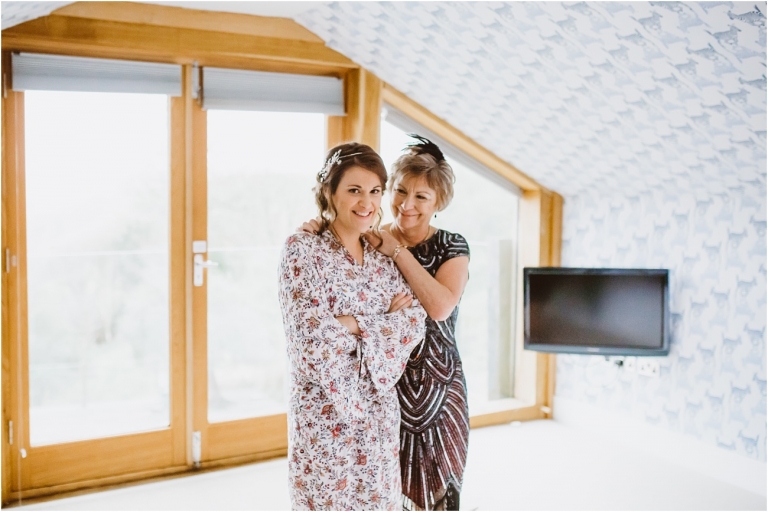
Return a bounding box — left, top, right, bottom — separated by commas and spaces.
556, 182, 766, 487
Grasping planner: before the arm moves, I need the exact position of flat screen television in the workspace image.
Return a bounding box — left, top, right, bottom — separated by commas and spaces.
524, 268, 669, 356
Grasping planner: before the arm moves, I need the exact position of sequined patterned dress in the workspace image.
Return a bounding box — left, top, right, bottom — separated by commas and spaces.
397, 229, 470, 511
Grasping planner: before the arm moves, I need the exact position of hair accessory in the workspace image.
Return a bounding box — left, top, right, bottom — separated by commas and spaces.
318, 150, 364, 183
406, 134, 445, 163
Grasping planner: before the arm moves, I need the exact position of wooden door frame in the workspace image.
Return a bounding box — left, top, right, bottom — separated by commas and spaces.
0, 7, 357, 502
2, 2, 563, 503
187, 87, 289, 467
0, 51, 189, 502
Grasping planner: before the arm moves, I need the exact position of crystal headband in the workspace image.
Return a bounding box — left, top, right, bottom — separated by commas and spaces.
317, 150, 364, 182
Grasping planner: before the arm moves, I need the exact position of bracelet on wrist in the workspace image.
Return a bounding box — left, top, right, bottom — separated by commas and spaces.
392, 244, 406, 261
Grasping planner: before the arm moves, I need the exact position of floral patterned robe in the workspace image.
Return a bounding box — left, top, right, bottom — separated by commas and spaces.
279, 231, 427, 511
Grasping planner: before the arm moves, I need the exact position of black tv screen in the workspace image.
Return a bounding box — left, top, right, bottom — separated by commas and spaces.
524, 268, 669, 356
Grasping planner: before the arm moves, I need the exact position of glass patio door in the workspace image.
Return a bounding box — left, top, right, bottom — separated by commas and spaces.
25, 90, 171, 446
4, 57, 335, 499
6, 87, 187, 500
191, 107, 325, 462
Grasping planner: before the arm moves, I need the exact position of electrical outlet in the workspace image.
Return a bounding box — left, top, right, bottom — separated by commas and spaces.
624, 357, 636, 372
637, 359, 660, 377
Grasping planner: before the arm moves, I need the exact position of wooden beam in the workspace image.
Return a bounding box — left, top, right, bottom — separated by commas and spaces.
2, 15, 356, 75
514, 190, 541, 407
522, 190, 564, 418
470, 405, 544, 429
1, 50, 13, 506
169, 73, 189, 468
327, 68, 382, 151
9, 463, 189, 503
52, 2, 324, 43
550, 192, 563, 267
538, 190, 553, 267
8, 448, 286, 504
3, 86, 31, 496
382, 83, 543, 191
26, 431, 176, 489
206, 415, 288, 461
190, 90, 208, 463
544, 192, 563, 417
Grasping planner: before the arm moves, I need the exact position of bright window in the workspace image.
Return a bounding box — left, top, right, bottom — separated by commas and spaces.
206, 110, 325, 422
25, 91, 170, 445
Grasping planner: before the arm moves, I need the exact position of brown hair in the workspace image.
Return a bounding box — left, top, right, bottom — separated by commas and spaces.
389, 148, 455, 211
313, 142, 388, 234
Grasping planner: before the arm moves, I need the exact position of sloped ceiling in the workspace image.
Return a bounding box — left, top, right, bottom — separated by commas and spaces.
1, 1, 71, 29
295, 2, 766, 196
3, 2, 765, 197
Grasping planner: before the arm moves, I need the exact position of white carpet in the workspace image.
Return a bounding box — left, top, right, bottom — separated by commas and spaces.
12, 420, 766, 510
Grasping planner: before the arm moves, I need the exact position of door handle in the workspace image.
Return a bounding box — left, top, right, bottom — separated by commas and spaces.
193, 253, 218, 287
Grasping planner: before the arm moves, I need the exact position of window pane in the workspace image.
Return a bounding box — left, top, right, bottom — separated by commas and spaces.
25, 91, 170, 446
380, 119, 520, 414
206, 110, 323, 423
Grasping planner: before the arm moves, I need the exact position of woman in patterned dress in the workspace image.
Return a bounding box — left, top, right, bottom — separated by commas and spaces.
279, 142, 427, 510
302, 136, 470, 510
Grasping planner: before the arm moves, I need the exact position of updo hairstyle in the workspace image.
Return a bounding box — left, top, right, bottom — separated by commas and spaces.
388, 136, 455, 211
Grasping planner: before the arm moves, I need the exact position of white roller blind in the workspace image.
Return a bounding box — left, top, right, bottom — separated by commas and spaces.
383, 104, 522, 196
11, 52, 182, 95
202, 67, 345, 115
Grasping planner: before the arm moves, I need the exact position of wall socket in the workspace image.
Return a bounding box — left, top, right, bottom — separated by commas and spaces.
637, 358, 660, 377
605, 356, 637, 371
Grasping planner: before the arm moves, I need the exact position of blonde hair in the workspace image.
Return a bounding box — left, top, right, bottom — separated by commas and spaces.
388, 150, 455, 211
313, 142, 388, 234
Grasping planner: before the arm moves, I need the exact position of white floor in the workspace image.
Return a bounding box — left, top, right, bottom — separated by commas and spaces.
11, 420, 766, 511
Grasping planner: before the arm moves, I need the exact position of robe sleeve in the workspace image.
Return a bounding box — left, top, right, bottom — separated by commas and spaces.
278, 235, 372, 422
353, 303, 426, 395
352, 254, 427, 395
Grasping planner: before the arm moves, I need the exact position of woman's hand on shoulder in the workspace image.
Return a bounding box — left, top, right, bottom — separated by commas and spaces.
296, 217, 322, 234
363, 228, 399, 258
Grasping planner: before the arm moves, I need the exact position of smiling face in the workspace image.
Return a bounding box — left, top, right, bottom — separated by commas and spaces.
391, 174, 439, 233
330, 166, 383, 235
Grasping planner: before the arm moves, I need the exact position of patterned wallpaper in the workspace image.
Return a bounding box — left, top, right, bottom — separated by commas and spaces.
293, 2, 767, 462
559, 186, 766, 462
296, 1, 766, 197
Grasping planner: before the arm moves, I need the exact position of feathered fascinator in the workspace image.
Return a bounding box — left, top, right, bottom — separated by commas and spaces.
406, 134, 445, 163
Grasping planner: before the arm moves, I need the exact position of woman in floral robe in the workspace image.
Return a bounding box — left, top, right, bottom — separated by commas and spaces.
279, 143, 426, 510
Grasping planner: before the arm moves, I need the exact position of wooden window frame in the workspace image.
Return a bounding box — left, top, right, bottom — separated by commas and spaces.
1, 2, 562, 504
380, 85, 563, 427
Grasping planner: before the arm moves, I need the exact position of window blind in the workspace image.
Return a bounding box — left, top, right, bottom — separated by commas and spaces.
383, 105, 522, 196
202, 67, 345, 115
11, 52, 182, 95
